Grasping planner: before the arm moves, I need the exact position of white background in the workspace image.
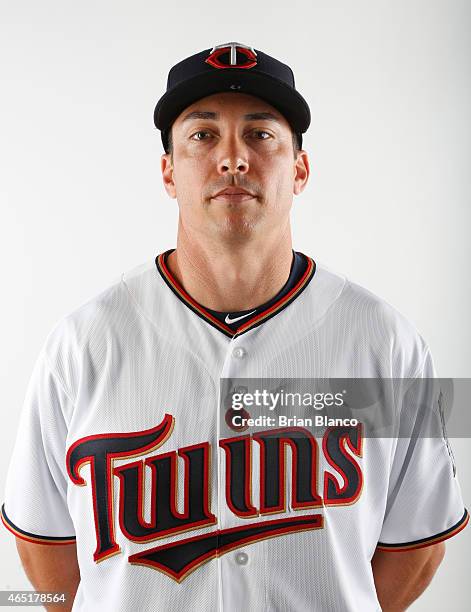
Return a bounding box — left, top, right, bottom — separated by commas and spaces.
0, 0, 470, 610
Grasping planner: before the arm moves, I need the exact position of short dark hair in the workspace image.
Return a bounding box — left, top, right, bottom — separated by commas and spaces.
165, 126, 300, 159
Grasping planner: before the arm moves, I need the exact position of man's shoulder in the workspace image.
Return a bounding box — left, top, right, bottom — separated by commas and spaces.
315, 261, 421, 330
40, 259, 157, 383
54, 259, 155, 328
343, 275, 423, 339
313, 261, 432, 377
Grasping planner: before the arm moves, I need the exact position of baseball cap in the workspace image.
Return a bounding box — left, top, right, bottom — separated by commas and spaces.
154, 42, 311, 152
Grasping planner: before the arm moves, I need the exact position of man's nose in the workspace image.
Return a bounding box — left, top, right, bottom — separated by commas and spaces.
216, 135, 249, 175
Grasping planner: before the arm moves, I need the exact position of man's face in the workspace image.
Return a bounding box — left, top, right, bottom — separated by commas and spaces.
161, 92, 309, 245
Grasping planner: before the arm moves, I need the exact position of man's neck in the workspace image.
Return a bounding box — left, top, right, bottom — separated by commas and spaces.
166, 235, 294, 313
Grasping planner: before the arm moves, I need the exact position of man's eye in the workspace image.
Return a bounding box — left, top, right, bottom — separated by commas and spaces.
252, 130, 271, 139
190, 130, 271, 141
191, 131, 212, 141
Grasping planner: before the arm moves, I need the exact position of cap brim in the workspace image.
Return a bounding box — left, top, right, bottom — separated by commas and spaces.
154, 69, 310, 135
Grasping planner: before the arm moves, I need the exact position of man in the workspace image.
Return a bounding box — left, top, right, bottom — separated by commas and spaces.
2, 42, 468, 611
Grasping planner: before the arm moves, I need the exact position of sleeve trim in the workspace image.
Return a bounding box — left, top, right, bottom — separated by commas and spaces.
1, 504, 76, 546
377, 508, 469, 552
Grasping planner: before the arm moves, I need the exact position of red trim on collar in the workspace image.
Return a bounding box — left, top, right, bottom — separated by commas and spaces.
156, 250, 316, 338
236, 257, 315, 334
157, 252, 234, 335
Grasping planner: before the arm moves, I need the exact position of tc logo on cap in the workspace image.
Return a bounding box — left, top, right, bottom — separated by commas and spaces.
205, 42, 257, 69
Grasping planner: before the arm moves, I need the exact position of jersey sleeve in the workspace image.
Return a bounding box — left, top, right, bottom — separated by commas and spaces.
377, 348, 468, 551
1, 346, 76, 545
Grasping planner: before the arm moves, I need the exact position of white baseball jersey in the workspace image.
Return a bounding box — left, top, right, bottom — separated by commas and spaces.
2, 250, 468, 611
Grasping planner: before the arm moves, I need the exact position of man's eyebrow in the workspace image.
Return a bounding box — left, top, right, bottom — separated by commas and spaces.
243, 112, 282, 123
181, 111, 218, 123
180, 111, 282, 123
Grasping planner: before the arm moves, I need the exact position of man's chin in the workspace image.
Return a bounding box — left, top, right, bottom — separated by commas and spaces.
213, 213, 263, 242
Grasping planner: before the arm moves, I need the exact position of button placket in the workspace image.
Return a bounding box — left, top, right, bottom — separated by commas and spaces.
219, 339, 254, 610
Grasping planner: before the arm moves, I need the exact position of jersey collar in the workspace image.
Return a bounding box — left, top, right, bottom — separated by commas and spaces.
155, 249, 316, 339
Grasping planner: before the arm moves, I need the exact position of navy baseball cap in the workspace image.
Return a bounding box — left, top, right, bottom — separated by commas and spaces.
154, 42, 311, 152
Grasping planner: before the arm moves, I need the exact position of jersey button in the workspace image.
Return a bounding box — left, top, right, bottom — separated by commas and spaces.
235, 551, 249, 565
232, 347, 246, 359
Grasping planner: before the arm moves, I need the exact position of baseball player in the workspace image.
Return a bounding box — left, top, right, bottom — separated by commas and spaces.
2, 42, 468, 612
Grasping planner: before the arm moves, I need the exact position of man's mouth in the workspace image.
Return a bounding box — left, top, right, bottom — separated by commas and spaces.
211, 188, 256, 202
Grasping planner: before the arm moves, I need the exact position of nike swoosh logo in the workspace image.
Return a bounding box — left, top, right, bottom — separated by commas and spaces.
225, 310, 257, 324
128, 514, 323, 582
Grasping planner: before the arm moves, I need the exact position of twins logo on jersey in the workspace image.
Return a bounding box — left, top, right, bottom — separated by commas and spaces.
66, 415, 363, 582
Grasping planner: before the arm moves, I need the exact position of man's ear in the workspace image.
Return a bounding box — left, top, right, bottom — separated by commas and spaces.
293, 150, 310, 196
161, 153, 177, 198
